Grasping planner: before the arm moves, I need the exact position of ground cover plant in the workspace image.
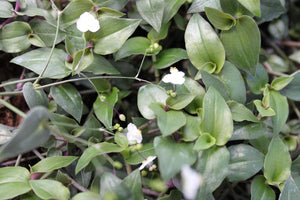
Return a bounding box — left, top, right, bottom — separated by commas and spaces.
0, 0, 300, 199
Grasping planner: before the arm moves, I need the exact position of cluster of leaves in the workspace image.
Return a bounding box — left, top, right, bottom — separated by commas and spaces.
0, 0, 300, 199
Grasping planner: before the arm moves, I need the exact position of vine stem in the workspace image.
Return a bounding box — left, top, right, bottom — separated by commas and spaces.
33, 5, 61, 85
0, 98, 26, 117
135, 51, 147, 79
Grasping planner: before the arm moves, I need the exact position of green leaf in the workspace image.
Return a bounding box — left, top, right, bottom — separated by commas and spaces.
11, 48, 71, 79
193, 133, 216, 151
205, 7, 236, 30
89, 78, 111, 93
61, 0, 94, 28
281, 70, 300, 101
182, 114, 201, 141
123, 169, 143, 200
220, 0, 253, 17
125, 143, 155, 165
115, 37, 151, 60
29, 18, 65, 47
149, 103, 186, 137
84, 54, 120, 75
217, 61, 246, 104
0, 124, 11, 145
185, 14, 225, 73
147, 22, 170, 42
158, 190, 182, 200
23, 82, 49, 109
221, 16, 260, 75
93, 87, 119, 128
0, 107, 50, 162
29, 179, 70, 200
50, 83, 83, 122
271, 77, 294, 91
237, 0, 261, 16
136, 0, 164, 32
256, 0, 285, 23
231, 122, 267, 141
28, 34, 46, 47
137, 84, 168, 120
49, 113, 79, 134
166, 93, 195, 110
251, 175, 276, 200
289, 51, 300, 64
201, 70, 229, 100
162, 0, 186, 24
196, 146, 230, 196
92, 17, 141, 55
227, 144, 264, 182
0, 167, 31, 200
227, 101, 259, 122
269, 90, 289, 135
188, 0, 221, 13
246, 63, 269, 94
279, 176, 300, 200
264, 136, 292, 187
31, 156, 78, 173
154, 136, 197, 181
65, 36, 77, 58
253, 100, 276, 117
201, 87, 233, 146
76, 143, 124, 174
154, 48, 188, 69
114, 132, 128, 148
16, 7, 56, 26
0, 1, 14, 18
72, 192, 102, 200
291, 156, 300, 188
72, 47, 94, 73
100, 173, 134, 200
0, 21, 32, 53
94, 0, 128, 11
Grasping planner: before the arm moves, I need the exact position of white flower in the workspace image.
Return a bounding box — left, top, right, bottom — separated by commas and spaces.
139, 156, 157, 171
76, 12, 100, 33
181, 165, 203, 200
162, 67, 185, 85
126, 123, 143, 145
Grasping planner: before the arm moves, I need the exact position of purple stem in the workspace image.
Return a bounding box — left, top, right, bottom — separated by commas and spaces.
0, 0, 21, 29
136, 150, 147, 160
102, 99, 121, 116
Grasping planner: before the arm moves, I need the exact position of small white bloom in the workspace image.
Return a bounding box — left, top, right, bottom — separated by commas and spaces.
76, 12, 100, 33
126, 123, 143, 145
139, 156, 157, 171
162, 67, 185, 85
181, 165, 203, 200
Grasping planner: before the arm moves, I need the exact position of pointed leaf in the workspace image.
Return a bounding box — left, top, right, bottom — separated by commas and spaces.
231, 122, 267, 141
115, 37, 151, 60
31, 156, 78, 173
185, 14, 225, 73
11, 48, 71, 79
136, 0, 164, 32
196, 146, 230, 195
137, 84, 168, 119
281, 70, 300, 101
251, 175, 276, 200
256, 0, 285, 23
162, 0, 186, 24
154, 136, 197, 181
72, 47, 94, 72
193, 133, 216, 151
279, 176, 300, 200
221, 16, 260, 75
93, 87, 119, 128
246, 63, 269, 94
29, 179, 70, 200
227, 144, 264, 182
92, 17, 141, 55
84, 54, 119, 75
253, 100, 276, 117
0, 1, 14, 18
50, 83, 83, 122
201, 87, 233, 146
0, 167, 31, 200
264, 136, 292, 186
72, 192, 101, 200
205, 7, 236, 30
237, 0, 261, 16
23, 82, 49, 109
154, 48, 188, 69
123, 169, 143, 200
166, 93, 195, 110
149, 103, 186, 136
269, 90, 289, 135
271, 77, 294, 91
227, 101, 259, 122
125, 143, 155, 165
188, 0, 221, 13
0, 21, 32, 53
0, 107, 50, 162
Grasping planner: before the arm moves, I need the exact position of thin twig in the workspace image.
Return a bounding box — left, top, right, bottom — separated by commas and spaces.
62, 172, 88, 192
32, 149, 45, 160
138, 119, 157, 130
0, 153, 47, 166
277, 40, 300, 48
14, 154, 22, 166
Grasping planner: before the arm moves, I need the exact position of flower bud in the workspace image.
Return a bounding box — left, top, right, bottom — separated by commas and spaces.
119, 114, 126, 121
113, 161, 123, 169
